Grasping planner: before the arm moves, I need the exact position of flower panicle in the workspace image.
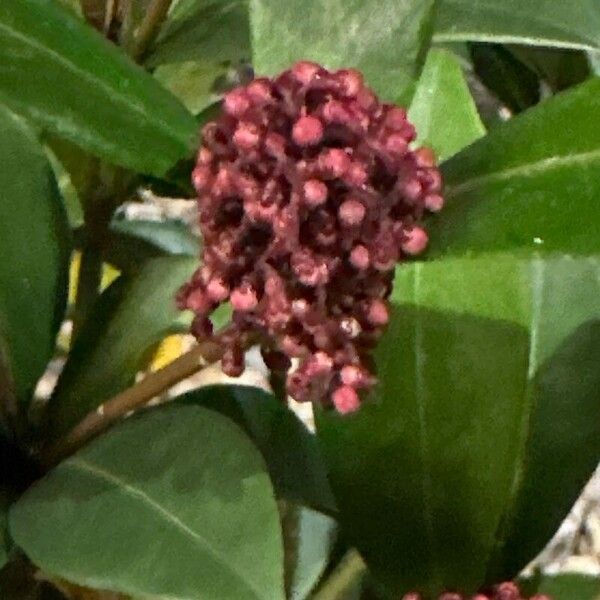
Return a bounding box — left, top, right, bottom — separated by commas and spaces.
178, 60, 444, 412
403, 581, 551, 600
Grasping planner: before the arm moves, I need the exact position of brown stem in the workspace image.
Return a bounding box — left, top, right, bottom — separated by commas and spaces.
129, 0, 173, 61
41, 332, 229, 468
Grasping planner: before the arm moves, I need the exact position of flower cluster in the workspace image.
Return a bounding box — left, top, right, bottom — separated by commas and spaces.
178, 61, 443, 413
402, 582, 551, 600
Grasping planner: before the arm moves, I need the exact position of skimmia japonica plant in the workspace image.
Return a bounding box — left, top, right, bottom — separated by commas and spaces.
1, 1, 600, 599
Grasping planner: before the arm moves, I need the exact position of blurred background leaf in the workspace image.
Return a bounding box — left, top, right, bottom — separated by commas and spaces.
469, 43, 540, 114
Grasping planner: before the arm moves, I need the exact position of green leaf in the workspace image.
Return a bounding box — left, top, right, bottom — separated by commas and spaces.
250, 0, 438, 102
434, 0, 600, 51
100, 218, 198, 272
153, 60, 225, 116
147, 0, 250, 67
508, 47, 591, 93
408, 48, 485, 162
280, 503, 337, 600
178, 385, 336, 513
0, 106, 70, 411
589, 51, 600, 75
428, 76, 600, 258
46, 256, 196, 439
469, 43, 540, 113
11, 404, 285, 600
0, 0, 197, 176
317, 254, 600, 597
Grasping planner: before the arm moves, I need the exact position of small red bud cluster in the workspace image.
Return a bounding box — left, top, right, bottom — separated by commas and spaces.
402, 582, 551, 600
178, 61, 443, 413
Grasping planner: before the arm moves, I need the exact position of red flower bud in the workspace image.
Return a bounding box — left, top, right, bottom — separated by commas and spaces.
179, 61, 444, 412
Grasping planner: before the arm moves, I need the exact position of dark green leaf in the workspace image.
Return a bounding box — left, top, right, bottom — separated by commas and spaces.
428, 77, 600, 258
0, 555, 69, 600
0, 0, 197, 176
408, 48, 485, 161
178, 385, 336, 513
317, 254, 600, 597
520, 574, 600, 600
11, 404, 285, 600
0, 493, 10, 570
147, 0, 250, 67
101, 218, 198, 272
250, 0, 437, 101
46, 257, 196, 439
470, 43, 540, 113
0, 106, 70, 413
434, 0, 600, 51
507, 46, 591, 93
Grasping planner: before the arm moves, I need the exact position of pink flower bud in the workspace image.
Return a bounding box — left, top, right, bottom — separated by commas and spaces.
338, 198, 366, 227
292, 116, 324, 146
223, 88, 250, 118
332, 385, 360, 414
291, 61, 321, 85
230, 284, 258, 312
367, 299, 389, 326
303, 179, 328, 207
401, 226, 429, 256
233, 122, 261, 150
349, 245, 370, 270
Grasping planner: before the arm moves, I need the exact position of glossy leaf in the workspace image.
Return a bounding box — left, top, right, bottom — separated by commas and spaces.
178, 385, 336, 513
520, 574, 600, 600
428, 76, 600, 258
470, 43, 540, 113
0, 0, 197, 176
280, 503, 337, 600
46, 257, 196, 439
101, 218, 198, 272
0, 106, 70, 412
408, 49, 485, 161
11, 405, 285, 600
434, 0, 600, 51
317, 254, 600, 597
147, 0, 250, 67
507, 46, 591, 93
250, 0, 437, 101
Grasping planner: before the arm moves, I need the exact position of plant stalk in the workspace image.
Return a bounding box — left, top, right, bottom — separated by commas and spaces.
41, 327, 246, 467
129, 0, 173, 61
71, 245, 103, 342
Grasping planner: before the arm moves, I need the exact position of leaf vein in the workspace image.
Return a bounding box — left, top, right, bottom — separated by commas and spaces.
67, 458, 265, 600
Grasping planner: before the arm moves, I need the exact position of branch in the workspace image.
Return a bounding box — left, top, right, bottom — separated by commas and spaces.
129, 0, 173, 61
41, 331, 230, 467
